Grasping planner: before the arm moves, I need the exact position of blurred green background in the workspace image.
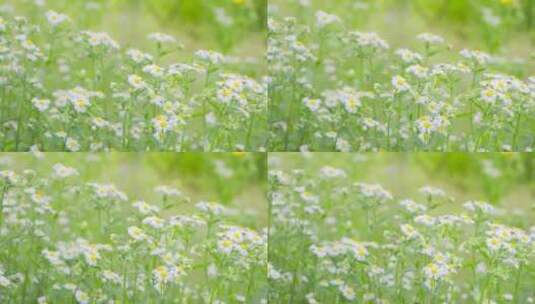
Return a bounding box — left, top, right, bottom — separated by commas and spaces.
271, 153, 535, 227
5, 0, 266, 58
0, 152, 267, 227
270, 0, 535, 75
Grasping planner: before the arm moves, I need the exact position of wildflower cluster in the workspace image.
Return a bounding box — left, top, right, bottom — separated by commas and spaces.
268, 154, 535, 303
268, 8, 535, 152
0, 157, 267, 303
0, 7, 267, 151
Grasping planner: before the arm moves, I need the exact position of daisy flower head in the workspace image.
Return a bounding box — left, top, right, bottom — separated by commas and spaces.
128, 226, 148, 241
148, 32, 177, 44
417, 33, 445, 45
315, 10, 340, 28
52, 163, 78, 178
65, 137, 81, 152
32, 98, 51, 112
128, 74, 146, 90
195, 50, 225, 65
45, 10, 69, 27
75, 289, 90, 304
303, 97, 322, 112
392, 75, 411, 93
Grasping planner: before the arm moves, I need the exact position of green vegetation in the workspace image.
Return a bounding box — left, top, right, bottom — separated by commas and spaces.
268, 0, 535, 151
269, 153, 535, 303
0, 1, 267, 152
0, 153, 267, 303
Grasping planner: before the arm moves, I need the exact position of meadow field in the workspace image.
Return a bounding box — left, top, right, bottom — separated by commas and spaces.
0, 152, 267, 303
268, 0, 535, 152
1, 0, 535, 303
268, 153, 535, 303
0, 0, 267, 152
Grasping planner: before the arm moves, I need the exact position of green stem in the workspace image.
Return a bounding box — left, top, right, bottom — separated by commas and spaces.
14, 80, 26, 151
245, 111, 256, 150
0, 183, 8, 232
513, 265, 522, 304
122, 259, 128, 302
512, 113, 522, 150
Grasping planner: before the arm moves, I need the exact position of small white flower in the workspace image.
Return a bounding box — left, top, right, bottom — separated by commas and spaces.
53, 163, 78, 178
207, 263, 218, 278
143, 64, 164, 78
419, 186, 446, 198
423, 262, 449, 281
205, 112, 217, 125
486, 237, 503, 251
127, 49, 153, 63
75, 290, 90, 304
0, 17, 6, 32
148, 32, 176, 43
70, 94, 90, 113
46, 10, 69, 26
476, 262, 487, 273
128, 226, 147, 241
154, 185, 181, 197
339, 284, 356, 301
480, 88, 497, 104
417, 33, 445, 45
128, 74, 146, 90
102, 270, 121, 284
319, 166, 346, 178
32, 98, 50, 112
83, 31, 119, 49
406, 64, 429, 79
315, 10, 340, 28
195, 50, 224, 65
400, 199, 427, 213
142, 216, 165, 229
303, 97, 321, 112
396, 48, 423, 64
460, 49, 491, 65
0, 275, 10, 287
401, 224, 421, 240
65, 137, 80, 152
133, 201, 160, 215
392, 75, 411, 92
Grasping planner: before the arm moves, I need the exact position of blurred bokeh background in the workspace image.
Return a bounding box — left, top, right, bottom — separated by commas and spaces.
270, 153, 535, 227
0, 152, 267, 228
270, 0, 535, 76
2, 0, 267, 74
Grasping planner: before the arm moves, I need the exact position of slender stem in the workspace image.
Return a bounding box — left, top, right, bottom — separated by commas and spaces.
512, 113, 522, 150
0, 183, 8, 229
14, 79, 26, 151
513, 264, 522, 304
245, 111, 256, 150
284, 77, 296, 151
